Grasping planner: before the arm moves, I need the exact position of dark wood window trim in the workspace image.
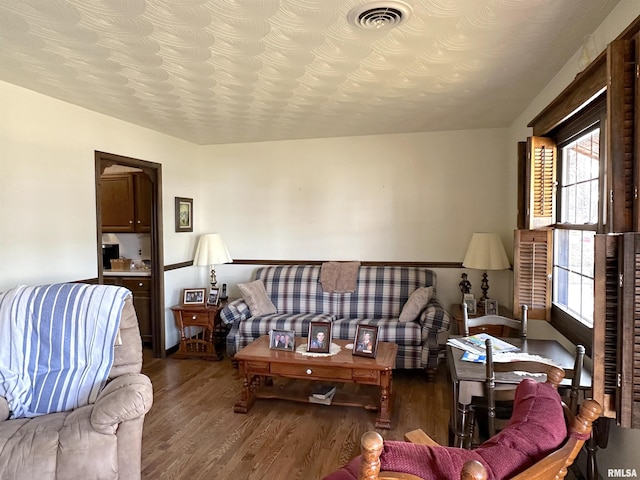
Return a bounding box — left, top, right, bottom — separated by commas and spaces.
529, 13, 640, 137
549, 306, 594, 357
528, 57, 606, 136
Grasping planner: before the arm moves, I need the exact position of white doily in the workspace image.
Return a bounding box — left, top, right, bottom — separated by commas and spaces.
296, 342, 342, 357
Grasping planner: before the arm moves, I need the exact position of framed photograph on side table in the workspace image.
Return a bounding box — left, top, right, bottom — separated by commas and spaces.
182, 288, 206, 305
307, 321, 331, 353
207, 287, 220, 306
269, 329, 295, 351
353, 325, 379, 358
463, 297, 477, 316
485, 299, 498, 315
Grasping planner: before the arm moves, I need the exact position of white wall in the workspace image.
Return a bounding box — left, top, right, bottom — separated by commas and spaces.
0, 80, 206, 346
507, 0, 640, 474
0, 80, 515, 349
199, 128, 514, 311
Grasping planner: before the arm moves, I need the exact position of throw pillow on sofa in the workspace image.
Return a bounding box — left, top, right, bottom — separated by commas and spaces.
398, 286, 433, 322
238, 280, 277, 316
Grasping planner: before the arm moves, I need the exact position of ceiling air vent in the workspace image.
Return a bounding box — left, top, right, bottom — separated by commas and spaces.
347, 1, 412, 30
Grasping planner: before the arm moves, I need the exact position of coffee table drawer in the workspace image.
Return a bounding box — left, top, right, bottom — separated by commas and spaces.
271, 363, 352, 380
246, 361, 271, 374
352, 369, 380, 383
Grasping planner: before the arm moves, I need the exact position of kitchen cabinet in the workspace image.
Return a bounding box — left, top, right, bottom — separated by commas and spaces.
104, 275, 152, 346
101, 173, 152, 233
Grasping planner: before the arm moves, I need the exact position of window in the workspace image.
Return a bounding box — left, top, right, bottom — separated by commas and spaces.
515, 96, 606, 349
519, 35, 640, 429
553, 128, 600, 327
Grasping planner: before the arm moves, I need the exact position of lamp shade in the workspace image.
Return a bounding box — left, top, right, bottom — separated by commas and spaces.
193, 233, 233, 266
462, 232, 510, 271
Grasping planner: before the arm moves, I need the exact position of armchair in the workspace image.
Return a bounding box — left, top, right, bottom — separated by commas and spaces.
0, 284, 153, 480
324, 379, 601, 480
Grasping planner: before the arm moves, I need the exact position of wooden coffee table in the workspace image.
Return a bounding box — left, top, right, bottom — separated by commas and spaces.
233, 336, 398, 429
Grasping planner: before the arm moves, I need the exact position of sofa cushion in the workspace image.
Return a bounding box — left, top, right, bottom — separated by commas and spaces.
332, 318, 422, 346
257, 265, 332, 315
331, 266, 437, 320
238, 280, 277, 316
399, 287, 433, 322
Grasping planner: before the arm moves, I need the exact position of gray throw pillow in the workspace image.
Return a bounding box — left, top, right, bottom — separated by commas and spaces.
398, 286, 433, 322
238, 280, 277, 316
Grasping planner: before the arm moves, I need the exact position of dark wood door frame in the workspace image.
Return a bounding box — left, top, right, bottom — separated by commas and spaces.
95, 151, 165, 358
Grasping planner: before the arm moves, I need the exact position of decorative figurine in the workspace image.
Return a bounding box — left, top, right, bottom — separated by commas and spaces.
459, 272, 472, 301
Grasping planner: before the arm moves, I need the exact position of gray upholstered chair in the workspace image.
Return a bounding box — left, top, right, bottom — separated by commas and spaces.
0, 294, 153, 480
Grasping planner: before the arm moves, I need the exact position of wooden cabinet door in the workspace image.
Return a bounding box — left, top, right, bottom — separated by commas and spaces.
103, 276, 152, 347
134, 173, 152, 233
101, 175, 135, 232
122, 277, 152, 344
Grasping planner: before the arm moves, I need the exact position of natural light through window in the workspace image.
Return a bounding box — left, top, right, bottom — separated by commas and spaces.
553, 129, 599, 327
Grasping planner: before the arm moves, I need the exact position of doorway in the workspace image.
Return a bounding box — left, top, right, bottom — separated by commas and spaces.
95, 151, 165, 358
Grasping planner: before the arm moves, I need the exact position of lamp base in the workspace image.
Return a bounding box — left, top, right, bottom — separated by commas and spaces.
210, 267, 218, 288
478, 271, 489, 310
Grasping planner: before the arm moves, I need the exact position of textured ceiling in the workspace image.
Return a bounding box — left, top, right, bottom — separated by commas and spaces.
0, 0, 620, 145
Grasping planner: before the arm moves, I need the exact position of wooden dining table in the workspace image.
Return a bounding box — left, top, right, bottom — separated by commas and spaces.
446, 337, 592, 448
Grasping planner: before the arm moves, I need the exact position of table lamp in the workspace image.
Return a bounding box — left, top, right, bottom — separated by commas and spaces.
193, 233, 233, 290
462, 232, 510, 309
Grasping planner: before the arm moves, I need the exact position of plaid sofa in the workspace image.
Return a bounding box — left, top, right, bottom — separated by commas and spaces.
221, 265, 450, 372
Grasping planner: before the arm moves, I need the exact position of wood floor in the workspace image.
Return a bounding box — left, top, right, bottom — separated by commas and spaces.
140, 349, 452, 480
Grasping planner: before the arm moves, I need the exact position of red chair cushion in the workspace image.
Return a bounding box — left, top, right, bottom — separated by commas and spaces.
323, 379, 567, 480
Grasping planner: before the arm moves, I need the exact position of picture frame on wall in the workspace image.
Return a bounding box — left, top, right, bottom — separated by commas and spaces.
182, 288, 206, 305
485, 299, 498, 315
307, 321, 331, 353
353, 325, 379, 358
175, 197, 193, 232
207, 287, 220, 306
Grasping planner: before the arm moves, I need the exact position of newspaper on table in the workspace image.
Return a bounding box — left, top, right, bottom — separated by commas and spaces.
447, 333, 520, 356
459, 347, 559, 367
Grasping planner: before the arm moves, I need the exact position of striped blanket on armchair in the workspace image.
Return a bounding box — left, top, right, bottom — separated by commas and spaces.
0, 283, 130, 419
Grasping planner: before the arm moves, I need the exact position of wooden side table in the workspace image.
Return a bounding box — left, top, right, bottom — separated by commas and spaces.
450, 303, 517, 336
171, 301, 227, 360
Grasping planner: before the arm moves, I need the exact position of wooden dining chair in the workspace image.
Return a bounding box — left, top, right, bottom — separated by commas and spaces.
462, 302, 528, 338
483, 337, 565, 439
470, 339, 586, 445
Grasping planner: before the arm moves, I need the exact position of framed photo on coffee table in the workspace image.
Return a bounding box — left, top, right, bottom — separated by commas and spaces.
353, 325, 379, 358
307, 321, 331, 353
269, 329, 295, 351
